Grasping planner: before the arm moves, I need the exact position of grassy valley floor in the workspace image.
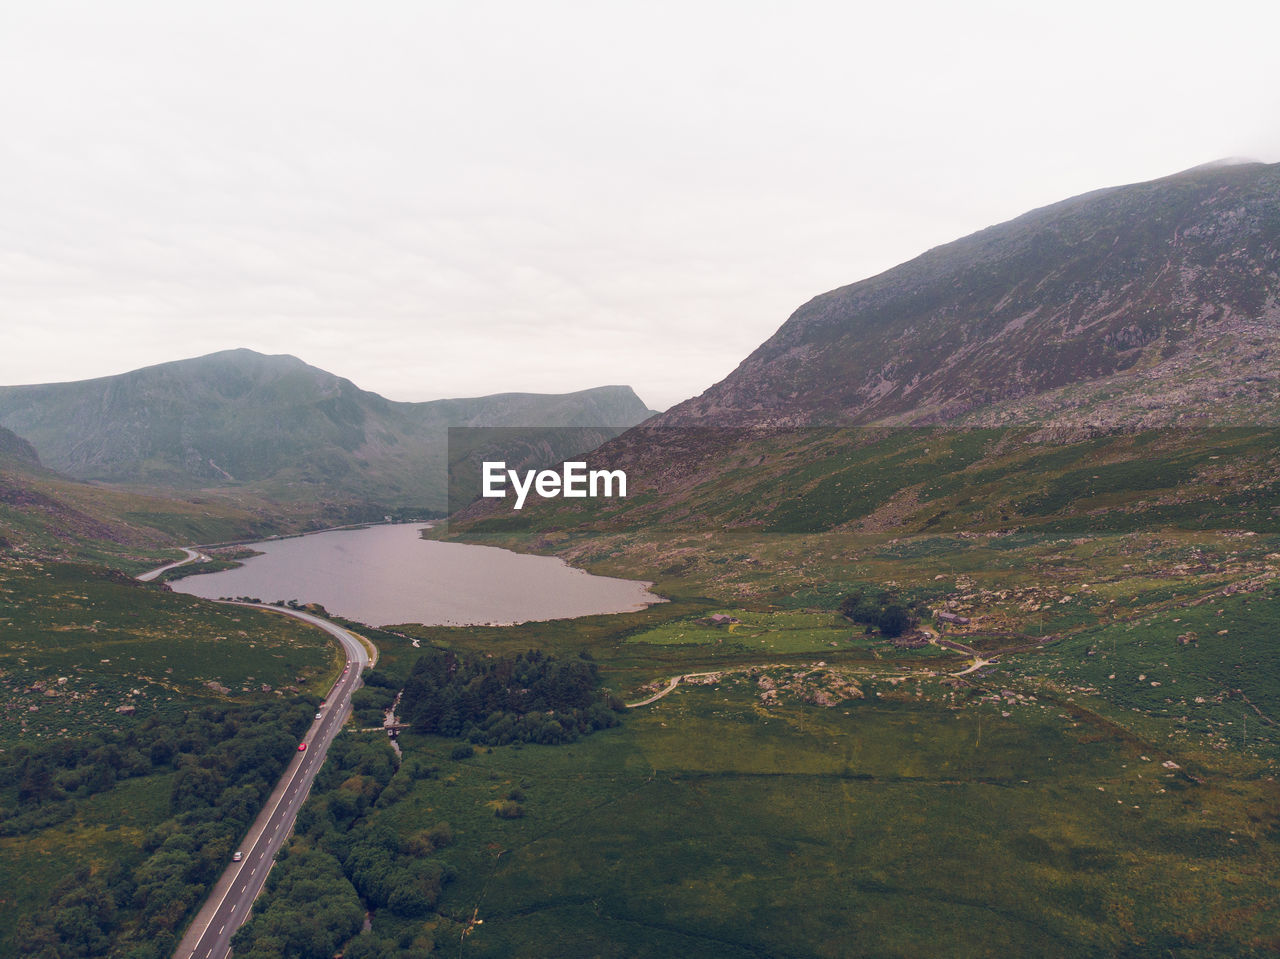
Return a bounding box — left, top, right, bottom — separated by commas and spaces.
274, 676, 1280, 957
256, 552, 1280, 957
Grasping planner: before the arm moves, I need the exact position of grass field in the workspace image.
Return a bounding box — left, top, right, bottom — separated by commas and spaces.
0, 557, 343, 742
388, 461, 1280, 956
0, 771, 175, 947
624, 609, 882, 655
324, 677, 1280, 958
1012, 587, 1280, 761
286, 575, 1280, 956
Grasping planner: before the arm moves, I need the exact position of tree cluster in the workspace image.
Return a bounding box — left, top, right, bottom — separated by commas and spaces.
839, 589, 919, 638
234, 735, 446, 959
351, 668, 401, 728
10, 700, 315, 959
230, 849, 365, 959
13, 868, 120, 959
398, 648, 623, 746
4, 733, 152, 836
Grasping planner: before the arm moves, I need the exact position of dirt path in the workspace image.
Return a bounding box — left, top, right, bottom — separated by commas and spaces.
625, 663, 928, 708
626, 670, 743, 708
626, 675, 685, 708
950, 657, 996, 677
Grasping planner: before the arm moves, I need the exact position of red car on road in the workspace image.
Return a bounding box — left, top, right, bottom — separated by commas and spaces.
298, 743, 307, 751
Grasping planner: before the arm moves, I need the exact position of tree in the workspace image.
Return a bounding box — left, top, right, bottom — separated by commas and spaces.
19, 757, 59, 805
879, 604, 910, 638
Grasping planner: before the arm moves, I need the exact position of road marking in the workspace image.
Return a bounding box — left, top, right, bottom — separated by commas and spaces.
142, 592, 368, 959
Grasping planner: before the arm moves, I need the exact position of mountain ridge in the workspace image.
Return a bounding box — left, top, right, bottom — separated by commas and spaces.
655, 161, 1280, 430
448, 162, 1280, 548
0, 349, 656, 511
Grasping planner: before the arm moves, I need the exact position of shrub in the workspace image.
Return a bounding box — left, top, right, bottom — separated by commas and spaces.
494, 800, 525, 820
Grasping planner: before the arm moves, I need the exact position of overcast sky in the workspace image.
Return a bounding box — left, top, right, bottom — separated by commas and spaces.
2, 1, 1278, 411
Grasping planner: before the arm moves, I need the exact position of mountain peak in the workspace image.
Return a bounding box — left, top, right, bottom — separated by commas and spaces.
1179, 156, 1262, 173
656, 160, 1280, 430
0, 355, 654, 510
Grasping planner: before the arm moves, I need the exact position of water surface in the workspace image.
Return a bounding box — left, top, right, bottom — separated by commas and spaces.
170, 524, 661, 627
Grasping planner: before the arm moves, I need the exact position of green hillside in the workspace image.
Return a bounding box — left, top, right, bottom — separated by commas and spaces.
0, 349, 656, 512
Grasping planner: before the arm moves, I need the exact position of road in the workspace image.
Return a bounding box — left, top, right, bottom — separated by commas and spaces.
137, 552, 372, 959
173, 604, 370, 959
950, 656, 996, 677
626, 671, 727, 708
137, 547, 207, 582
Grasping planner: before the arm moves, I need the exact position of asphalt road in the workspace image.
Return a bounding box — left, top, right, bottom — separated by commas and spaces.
137, 554, 373, 959
136, 547, 206, 582
173, 604, 370, 959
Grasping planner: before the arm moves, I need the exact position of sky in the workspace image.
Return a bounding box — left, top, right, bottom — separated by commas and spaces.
1, 1, 1278, 412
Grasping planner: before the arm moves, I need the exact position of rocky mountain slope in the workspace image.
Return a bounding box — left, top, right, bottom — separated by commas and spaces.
452, 162, 1280, 546
0, 349, 656, 511
658, 161, 1280, 431
0, 425, 39, 467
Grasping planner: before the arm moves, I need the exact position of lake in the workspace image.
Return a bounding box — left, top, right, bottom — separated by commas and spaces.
169, 524, 663, 627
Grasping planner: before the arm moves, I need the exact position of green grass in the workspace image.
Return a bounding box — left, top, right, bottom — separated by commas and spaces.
0, 558, 343, 742
417, 426, 1280, 955
1015, 586, 1280, 759
350, 682, 1280, 957
626, 609, 855, 653
0, 771, 176, 947
8, 417, 1280, 955
0, 554, 350, 955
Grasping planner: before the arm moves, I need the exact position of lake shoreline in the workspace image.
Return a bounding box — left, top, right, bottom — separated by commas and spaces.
169, 523, 664, 628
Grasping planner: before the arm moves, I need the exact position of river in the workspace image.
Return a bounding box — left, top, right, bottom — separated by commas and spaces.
168, 524, 662, 627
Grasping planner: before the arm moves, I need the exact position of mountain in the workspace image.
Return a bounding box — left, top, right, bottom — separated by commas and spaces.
452, 162, 1280, 546
0, 420, 316, 557
0, 350, 656, 512
657, 160, 1280, 430
0, 425, 39, 467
